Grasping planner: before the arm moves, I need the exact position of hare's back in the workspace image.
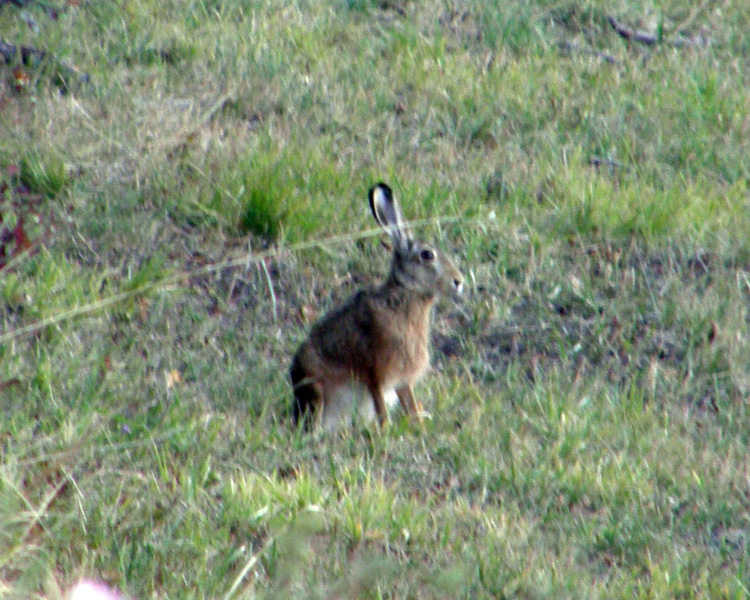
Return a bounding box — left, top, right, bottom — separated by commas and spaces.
309, 290, 382, 366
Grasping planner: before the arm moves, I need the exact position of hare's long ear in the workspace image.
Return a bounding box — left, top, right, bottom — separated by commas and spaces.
369, 183, 409, 250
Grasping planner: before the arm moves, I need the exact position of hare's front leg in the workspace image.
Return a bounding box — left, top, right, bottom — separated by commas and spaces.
396, 385, 424, 423
366, 380, 389, 426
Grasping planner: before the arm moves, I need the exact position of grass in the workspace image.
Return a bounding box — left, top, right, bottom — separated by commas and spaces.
2, 0, 750, 598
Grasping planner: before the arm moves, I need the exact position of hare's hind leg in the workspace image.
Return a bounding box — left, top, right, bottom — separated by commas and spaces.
396, 385, 424, 424
290, 356, 322, 430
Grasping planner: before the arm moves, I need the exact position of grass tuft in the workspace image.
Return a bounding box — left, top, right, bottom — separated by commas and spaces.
19, 151, 70, 198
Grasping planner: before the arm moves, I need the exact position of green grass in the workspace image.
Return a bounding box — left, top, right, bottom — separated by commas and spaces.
2, 0, 750, 598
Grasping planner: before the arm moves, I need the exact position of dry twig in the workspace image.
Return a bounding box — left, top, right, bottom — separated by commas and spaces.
608, 13, 710, 49
607, 16, 658, 46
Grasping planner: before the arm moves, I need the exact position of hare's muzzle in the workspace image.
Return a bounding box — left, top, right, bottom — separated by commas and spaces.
449, 271, 464, 297
442, 257, 464, 298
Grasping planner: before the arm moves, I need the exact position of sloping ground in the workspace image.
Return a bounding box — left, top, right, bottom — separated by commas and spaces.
1, 0, 750, 598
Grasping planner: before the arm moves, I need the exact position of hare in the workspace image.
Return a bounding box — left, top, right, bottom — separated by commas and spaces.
290, 183, 464, 431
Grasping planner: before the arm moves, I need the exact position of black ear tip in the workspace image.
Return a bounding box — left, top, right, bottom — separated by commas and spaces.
369, 182, 392, 201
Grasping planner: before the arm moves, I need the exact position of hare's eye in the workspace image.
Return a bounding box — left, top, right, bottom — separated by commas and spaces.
420, 248, 435, 262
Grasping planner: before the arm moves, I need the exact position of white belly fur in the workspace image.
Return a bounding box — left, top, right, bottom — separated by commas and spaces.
322, 383, 399, 431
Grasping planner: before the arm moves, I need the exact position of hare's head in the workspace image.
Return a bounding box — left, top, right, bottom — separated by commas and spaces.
368, 183, 464, 299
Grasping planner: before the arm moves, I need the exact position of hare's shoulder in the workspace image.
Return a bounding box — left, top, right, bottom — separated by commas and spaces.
313, 287, 385, 336
304, 288, 381, 362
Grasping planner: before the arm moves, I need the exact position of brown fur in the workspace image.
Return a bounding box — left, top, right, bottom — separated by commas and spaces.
290, 183, 463, 431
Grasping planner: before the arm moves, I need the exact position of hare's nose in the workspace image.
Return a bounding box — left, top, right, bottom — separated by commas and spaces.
453, 278, 464, 295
